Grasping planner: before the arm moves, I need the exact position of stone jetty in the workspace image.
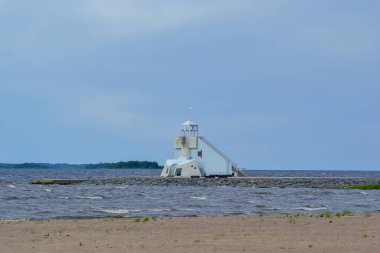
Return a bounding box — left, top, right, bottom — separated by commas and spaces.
85, 177, 379, 189
32, 179, 87, 185
31, 177, 379, 188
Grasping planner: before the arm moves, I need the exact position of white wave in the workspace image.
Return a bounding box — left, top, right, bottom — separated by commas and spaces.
292, 207, 327, 211
101, 209, 129, 214
44, 189, 52, 192
76, 196, 103, 200
190, 196, 207, 200
180, 208, 196, 211
360, 191, 368, 195
58, 196, 69, 200
1, 218, 30, 222
116, 186, 129, 189
6, 184, 15, 188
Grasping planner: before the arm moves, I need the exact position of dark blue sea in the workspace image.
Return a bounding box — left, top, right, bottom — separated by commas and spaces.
1, 169, 380, 220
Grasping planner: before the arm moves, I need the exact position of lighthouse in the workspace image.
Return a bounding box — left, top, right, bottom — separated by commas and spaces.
160, 121, 244, 178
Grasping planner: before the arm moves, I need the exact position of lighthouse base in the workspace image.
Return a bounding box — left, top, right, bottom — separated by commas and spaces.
160, 157, 203, 178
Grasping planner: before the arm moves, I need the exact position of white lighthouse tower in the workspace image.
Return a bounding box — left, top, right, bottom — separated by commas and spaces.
160, 121, 244, 178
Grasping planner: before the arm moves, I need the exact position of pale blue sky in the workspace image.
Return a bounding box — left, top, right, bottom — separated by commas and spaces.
0, 1, 379, 169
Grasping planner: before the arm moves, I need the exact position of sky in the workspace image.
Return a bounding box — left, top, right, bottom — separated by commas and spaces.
0, 0, 379, 170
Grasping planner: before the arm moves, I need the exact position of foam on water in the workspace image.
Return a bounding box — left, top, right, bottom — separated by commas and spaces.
6, 184, 15, 188
0, 219, 30, 222
56, 196, 103, 200
116, 186, 129, 189
292, 207, 328, 211
190, 196, 207, 200
101, 209, 129, 214
75, 196, 103, 200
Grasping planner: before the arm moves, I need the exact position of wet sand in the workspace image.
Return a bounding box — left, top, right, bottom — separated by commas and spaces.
1, 214, 380, 253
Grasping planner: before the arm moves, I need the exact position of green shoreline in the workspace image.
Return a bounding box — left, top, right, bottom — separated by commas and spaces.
345, 183, 380, 190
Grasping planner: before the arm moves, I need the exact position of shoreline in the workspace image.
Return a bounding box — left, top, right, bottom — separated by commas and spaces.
1, 213, 380, 252
2, 209, 380, 224
2, 209, 380, 222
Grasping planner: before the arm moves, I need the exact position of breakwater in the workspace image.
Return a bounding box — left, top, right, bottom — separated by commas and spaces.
84, 177, 380, 189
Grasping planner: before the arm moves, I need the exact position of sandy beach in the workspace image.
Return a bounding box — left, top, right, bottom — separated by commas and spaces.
1, 214, 379, 253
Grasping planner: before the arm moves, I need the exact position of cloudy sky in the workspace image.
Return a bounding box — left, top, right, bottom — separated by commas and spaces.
0, 0, 379, 170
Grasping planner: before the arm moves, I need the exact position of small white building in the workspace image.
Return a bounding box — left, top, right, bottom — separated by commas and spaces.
161, 121, 244, 178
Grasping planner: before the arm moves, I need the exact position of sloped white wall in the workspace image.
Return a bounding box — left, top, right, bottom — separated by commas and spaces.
172, 136, 233, 176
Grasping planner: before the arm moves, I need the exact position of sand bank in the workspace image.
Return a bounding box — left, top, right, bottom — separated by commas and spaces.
1, 214, 380, 253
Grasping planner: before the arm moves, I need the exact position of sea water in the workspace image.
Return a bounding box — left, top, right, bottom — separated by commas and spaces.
1, 169, 380, 220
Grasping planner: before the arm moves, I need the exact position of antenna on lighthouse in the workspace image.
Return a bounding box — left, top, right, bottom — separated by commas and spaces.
188, 106, 192, 121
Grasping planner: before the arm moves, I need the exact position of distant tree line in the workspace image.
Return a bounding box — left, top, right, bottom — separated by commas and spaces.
85, 161, 163, 169
0, 161, 162, 169
0, 163, 50, 169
